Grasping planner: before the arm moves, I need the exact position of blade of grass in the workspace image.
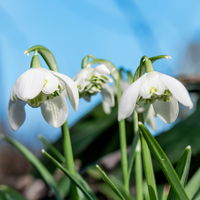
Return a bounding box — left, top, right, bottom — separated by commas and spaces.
161, 185, 169, 200
185, 168, 200, 199
0, 185, 28, 200
140, 133, 158, 200
42, 149, 95, 200
167, 145, 192, 200
1, 135, 62, 200
135, 141, 143, 200
139, 123, 190, 200
128, 133, 139, 181
38, 135, 65, 163
96, 165, 126, 200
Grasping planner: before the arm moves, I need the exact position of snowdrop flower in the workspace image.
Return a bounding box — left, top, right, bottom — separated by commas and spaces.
118, 71, 193, 123
74, 64, 112, 98
9, 67, 79, 130
74, 64, 115, 113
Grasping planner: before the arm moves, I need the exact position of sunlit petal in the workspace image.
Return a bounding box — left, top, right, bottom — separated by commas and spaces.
95, 64, 110, 74
51, 72, 79, 110
160, 73, 193, 108
118, 77, 143, 121
14, 68, 45, 101
153, 97, 179, 123
101, 84, 115, 114
40, 94, 68, 127
42, 71, 60, 94
8, 100, 26, 130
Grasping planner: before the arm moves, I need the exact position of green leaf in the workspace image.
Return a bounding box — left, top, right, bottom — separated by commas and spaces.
0, 185, 28, 200
185, 168, 200, 199
128, 132, 139, 180
167, 145, 192, 200
99, 184, 123, 200
139, 123, 190, 200
161, 185, 169, 200
96, 165, 126, 200
25, 45, 59, 72
2, 135, 62, 200
193, 192, 200, 200
42, 149, 95, 200
140, 134, 158, 200
57, 176, 70, 198
38, 135, 65, 163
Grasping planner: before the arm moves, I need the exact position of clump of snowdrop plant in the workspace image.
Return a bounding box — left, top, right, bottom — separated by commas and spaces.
6, 49, 197, 200
8, 51, 79, 130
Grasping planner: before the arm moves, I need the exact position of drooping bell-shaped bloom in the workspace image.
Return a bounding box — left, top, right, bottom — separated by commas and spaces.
9, 67, 79, 130
118, 71, 193, 123
74, 64, 115, 113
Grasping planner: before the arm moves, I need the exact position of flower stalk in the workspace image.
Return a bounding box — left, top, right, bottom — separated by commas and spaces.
61, 122, 79, 200
116, 74, 129, 194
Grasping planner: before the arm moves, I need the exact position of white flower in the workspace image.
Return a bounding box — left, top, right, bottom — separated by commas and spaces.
118, 71, 193, 123
9, 67, 79, 130
74, 64, 115, 114
74, 64, 112, 98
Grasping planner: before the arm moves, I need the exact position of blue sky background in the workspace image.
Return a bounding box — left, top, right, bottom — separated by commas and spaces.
0, 0, 200, 149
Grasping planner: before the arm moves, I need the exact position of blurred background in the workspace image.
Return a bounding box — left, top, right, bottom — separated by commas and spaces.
0, 1, 200, 199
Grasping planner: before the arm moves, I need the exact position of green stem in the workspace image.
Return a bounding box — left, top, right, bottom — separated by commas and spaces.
61, 121, 79, 200
133, 112, 143, 200
116, 75, 129, 194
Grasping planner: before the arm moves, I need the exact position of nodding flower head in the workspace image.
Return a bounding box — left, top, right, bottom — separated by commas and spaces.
9, 67, 79, 130
74, 64, 113, 100
118, 71, 193, 123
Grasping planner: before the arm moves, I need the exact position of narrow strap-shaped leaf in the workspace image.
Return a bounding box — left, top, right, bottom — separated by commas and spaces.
0, 185, 28, 200
135, 141, 144, 200
161, 185, 169, 200
185, 168, 200, 199
139, 123, 190, 200
128, 132, 139, 180
96, 165, 126, 200
193, 192, 200, 200
25, 45, 59, 72
167, 145, 192, 200
1, 135, 62, 200
143, 182, 150, 200
38, 135, 65, 163
140, 133, 158, 200
42, 150, 95, 200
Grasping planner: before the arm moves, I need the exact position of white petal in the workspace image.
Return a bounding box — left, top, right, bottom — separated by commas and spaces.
153, 97, 179, 123
42, 71, 60, 94
95, 64, 110, 74
8, 100, 26, 130
159, 73, 193, 109
144, 104, 156, 130
118, 77, 143, 121
14, 68, 45, 101
140, 72, 166, 99
74, 68, 92, 83
101, 84, 115, 114
40, 95, 68, 127
51, 72, 79, 110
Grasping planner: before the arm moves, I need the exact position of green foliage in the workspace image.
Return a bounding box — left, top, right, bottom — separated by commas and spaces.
1, 135, 62, 200
0, 185, 27, 200
42, 150, 96, 200
139, 123, 190, 200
